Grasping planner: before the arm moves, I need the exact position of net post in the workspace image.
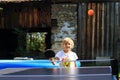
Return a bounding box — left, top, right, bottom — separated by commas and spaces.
110, 58, 118, 80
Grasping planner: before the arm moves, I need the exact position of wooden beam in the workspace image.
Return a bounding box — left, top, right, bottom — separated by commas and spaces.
52, 0, 120, 3
0, 0, 119, 4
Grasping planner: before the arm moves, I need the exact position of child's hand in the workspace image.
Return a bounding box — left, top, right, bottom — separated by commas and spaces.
49, 57, 59, 65
62, 57, 71, 67
62, 57, 70, 61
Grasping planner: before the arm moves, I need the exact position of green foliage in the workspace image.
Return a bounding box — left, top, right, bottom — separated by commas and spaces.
14, 28, 46, 57
26, 32, 46, 52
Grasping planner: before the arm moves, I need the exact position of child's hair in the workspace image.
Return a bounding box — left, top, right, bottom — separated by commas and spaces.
62, 37, 74, 49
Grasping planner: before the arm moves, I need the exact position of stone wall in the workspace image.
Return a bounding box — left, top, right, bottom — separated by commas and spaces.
51, 4, 77, 53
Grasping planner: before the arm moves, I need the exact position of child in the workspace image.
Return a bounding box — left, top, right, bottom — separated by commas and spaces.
51, 37, 78, 67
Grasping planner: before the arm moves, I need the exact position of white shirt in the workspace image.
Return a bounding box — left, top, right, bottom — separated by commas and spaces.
55, 50, 78, 60
55, 50, 78, 67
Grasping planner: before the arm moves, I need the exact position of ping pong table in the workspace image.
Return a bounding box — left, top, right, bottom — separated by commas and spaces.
0, 59, 118, 80
0, 66, 116, 80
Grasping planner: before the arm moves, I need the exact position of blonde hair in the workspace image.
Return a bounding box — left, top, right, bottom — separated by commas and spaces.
62, 37, 74, 49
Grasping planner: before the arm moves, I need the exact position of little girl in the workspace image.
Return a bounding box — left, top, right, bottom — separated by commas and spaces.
52, 37, 78, 67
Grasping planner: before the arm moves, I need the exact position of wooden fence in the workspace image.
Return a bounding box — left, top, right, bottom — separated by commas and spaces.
77, 2, 120, 60
0, 1, 51, 29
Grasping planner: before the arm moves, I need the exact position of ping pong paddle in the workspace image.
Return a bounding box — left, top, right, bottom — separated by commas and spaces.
44, 49, 55, 58
44, 49, 59, 65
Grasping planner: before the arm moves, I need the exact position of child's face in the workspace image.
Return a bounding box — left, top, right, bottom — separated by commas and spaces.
63, 42, 73, 52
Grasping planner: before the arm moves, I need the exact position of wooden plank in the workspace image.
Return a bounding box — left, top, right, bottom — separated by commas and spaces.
77, 3, 87, 59
82, 3, 87, 60
96, 3, 100, 57
106, 2, 110, 56
101, 3, 105, 56
99, 3, 103, 57
103, 3, 107, 56
114, 2, 119, 58
110, 2, 115, 57
87, 3, 92, 59
77, 3, 82, 59
91, 3, 96, 59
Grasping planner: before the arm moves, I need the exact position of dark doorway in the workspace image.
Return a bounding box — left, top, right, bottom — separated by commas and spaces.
0, 29, 17, 59
0, 27, 51, 59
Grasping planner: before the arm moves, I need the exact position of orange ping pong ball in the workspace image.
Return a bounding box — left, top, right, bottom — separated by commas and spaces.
88, 9, 94, 16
